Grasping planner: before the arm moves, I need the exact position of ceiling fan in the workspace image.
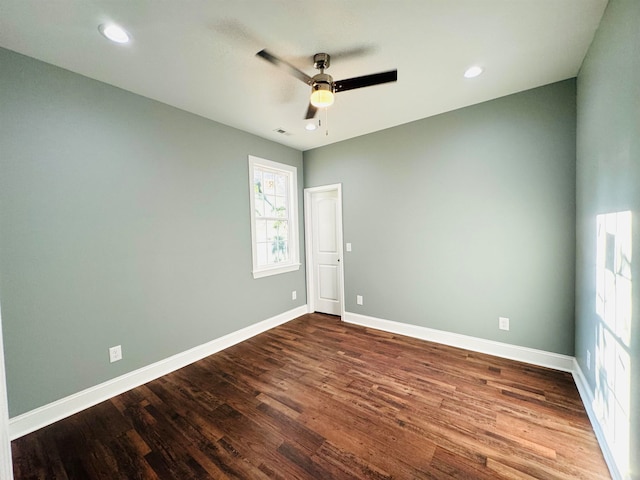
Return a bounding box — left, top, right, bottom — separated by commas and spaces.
256, 49, 398, 119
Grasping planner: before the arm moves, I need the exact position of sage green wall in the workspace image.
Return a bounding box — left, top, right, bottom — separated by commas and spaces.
304, 80, 577, 355
0, 48, 305, 417
576, 0, 639, 477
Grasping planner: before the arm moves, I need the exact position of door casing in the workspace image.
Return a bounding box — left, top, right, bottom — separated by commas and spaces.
304, 184, 345, 318
0, 306, 14, 479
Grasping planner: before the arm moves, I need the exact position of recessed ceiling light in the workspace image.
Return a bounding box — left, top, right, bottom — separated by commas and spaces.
305, 123, 317, 131
98, 23, 130, 44
464, 66, 483, 79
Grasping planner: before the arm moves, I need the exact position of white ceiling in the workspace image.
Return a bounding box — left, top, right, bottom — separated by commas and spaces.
0, 0, 608, 151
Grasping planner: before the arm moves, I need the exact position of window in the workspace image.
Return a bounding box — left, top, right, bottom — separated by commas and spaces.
248, 155, 300, 278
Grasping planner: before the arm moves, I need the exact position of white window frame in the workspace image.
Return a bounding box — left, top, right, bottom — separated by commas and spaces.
248, 155, 300, 279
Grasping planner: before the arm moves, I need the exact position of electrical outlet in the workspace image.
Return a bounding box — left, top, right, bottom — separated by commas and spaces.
292, 290, 297, 300
586, 350, 591, 370
109, 345, 122, 363
356, 295, 363, 305
498, 317, 510, 331
346, 243, 352, 252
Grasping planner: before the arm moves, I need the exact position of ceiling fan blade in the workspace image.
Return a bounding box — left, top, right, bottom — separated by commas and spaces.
305, 103, 318, 119
334, 70, 397, 93
330, 45, 376, 61
288, 45, 376, 66
256, 49, 312, 85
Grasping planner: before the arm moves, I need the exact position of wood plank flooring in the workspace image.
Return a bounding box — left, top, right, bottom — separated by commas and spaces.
12, 313, 611, 479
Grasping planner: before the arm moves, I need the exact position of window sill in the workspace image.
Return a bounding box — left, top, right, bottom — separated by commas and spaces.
252, 263, 301, 279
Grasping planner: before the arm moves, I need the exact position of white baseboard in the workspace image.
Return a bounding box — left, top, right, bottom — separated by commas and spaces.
572, 360, 621, 480
343, 311, 575, 372
8, 306, 621, 480
9, 305, 308, 440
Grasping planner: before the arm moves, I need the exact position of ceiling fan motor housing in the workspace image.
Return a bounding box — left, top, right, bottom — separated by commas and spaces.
312, 72, 334, 91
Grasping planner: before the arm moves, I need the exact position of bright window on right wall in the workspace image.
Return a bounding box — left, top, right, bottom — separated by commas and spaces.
594, 210, 632, 475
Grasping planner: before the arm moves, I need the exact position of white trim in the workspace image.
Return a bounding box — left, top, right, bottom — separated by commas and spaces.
304, 184, 345, 317
9, 305, 307, 440
343, 311, 575, 372
572, 360, 622, 480
303, 189, 315, 313
252, 262, 301, 279
248, 155, 300, 279
0, 307, 14, 479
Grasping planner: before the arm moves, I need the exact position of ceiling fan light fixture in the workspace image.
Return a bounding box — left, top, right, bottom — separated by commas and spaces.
310, 83, 334, 108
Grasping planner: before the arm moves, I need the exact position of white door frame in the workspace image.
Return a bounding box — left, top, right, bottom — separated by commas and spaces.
304, 184, 345, 318
0, 307, 14, 479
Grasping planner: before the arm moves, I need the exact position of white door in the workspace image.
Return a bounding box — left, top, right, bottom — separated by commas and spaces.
305, 186, 343, 316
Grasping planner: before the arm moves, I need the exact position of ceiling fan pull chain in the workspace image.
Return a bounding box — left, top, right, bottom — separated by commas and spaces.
325, 108, 329, 136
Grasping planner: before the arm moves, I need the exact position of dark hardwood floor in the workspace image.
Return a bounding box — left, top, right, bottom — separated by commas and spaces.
12, 313, 610, 479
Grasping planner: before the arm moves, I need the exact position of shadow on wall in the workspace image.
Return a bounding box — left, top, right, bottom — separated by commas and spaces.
594, 210, 632, 475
